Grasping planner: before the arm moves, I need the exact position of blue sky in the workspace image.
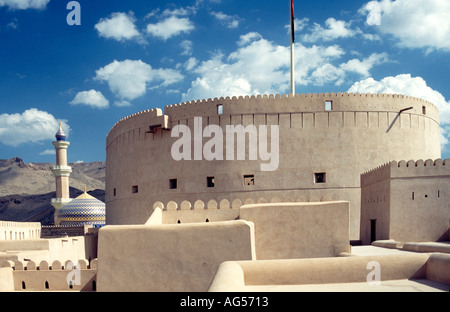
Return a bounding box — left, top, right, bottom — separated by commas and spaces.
0, 0, 449, 163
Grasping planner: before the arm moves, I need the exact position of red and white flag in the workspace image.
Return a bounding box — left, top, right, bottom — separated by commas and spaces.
291, 0, 295, 43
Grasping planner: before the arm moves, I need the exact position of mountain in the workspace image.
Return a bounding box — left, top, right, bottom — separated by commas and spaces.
0, 157, 105, 225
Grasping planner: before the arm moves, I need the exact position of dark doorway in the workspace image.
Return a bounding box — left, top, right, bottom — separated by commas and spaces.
370, 219, 377, 243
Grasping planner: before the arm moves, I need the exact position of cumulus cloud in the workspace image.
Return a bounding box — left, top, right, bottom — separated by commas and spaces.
302, 18, 356, 42
0, 0, 49, 10
146, 15, 194, 40
182, 33, 388, 101
348, 74, 450, 124
95, 12, 141, 42
362, 0, 450, 51
0, 108, 69, 147
39, 149, 55, 156
210, 11, 240, 29
95, 59, 183, 102
70, 90, 109, 109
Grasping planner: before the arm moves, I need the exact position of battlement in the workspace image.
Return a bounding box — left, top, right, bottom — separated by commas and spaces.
1, 258, 97, 271
107, 92, 440, 146
361, 158, 450, 186
1, 258, 98, 291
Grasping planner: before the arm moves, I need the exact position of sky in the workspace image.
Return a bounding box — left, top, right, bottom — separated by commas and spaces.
0, 0, 449, 164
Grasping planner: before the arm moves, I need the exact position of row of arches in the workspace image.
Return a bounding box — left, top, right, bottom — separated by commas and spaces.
153, 195, 335, 212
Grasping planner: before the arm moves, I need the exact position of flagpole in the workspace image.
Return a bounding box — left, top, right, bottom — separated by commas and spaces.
291, 36, 295, 96
290, 0, 295, 96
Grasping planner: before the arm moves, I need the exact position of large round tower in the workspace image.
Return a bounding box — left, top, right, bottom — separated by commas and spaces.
105, 93, 441, 240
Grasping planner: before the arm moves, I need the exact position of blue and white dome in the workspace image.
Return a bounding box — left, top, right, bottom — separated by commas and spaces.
55, 122, 67, 141
57, 191, 105, 227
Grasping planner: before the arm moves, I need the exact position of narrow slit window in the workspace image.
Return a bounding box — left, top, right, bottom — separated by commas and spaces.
325, 100, 333, 111
113, 188, 116, 196
243, 175, 255, 186
422, 106, 426, 115
169, 179, 178, 189
217, 104, 223, 115
412, 192, 415, 200
314, 172, 326, 183
132, 185, 139, 194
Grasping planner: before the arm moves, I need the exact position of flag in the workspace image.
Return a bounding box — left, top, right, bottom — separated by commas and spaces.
291, 0, 295, 43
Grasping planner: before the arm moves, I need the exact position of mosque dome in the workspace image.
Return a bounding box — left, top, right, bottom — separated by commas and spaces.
55, 122, 67, 141
57, 190, 105, 227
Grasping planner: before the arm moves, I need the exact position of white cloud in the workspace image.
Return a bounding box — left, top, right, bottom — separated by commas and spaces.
95, 12, 141, 42
146, 15, 194, 40
39, 149, 55, 156
0, 109, 69, 147
184, 57, 198, 71
362, 0, 450, 51
348, 74, 450, 124
0, 0, 49, 10
95, 59, 183, 102
210, 11, 240, 29
70, 90, 110, 109
180, 40, 193, 56
182, 33, 385, 101
302, 18, 356, 42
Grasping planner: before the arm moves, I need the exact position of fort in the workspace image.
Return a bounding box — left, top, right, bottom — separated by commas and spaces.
106, 92, 441, 240
1, 92, 449, 292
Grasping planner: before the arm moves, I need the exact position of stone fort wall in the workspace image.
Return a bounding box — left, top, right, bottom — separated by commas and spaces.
360, 158, 450, 244
106, 93, 441, 240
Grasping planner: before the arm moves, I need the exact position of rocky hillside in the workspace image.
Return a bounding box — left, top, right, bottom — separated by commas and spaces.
0, 157, 105, 225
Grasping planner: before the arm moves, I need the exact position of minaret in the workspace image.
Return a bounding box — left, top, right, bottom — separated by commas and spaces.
51, 122, 72, 225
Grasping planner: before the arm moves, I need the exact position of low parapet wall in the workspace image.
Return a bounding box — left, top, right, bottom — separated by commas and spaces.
209, 253, 450, 291
1, 258, 97, 291
97, 220, 255, 292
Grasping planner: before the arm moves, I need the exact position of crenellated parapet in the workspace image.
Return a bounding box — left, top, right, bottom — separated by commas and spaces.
165, 92, 438, 120
1, 258, 98, 291
0, 258, 96, 271
362, 158, 450, 186
390, 158, 450, 178
107, 92, 440, 148
106, 107, 170, 147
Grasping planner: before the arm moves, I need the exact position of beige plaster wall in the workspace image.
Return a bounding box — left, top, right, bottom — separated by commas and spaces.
96, 220, 255, 292
0, 236, 97, 264
0, 267, 14, 292
106, 93, 441, 241
239, 201, 350, 259
0, 221, 41, 241
360, 159, 450, 244
209, 253, 431, 291
1, 259, 97, 291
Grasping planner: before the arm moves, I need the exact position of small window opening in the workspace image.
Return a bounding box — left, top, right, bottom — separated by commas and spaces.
169, 179, 178, 189
177, 220, 181, 224
69, 282, 73, 289
45, 281, 49, 289
92, 280, 96, 291
422, 106, 426, 115
206, 218, 209, 222
21, 281, 26, 290
412, 192, 415, 200
132, 185, 139, 194
113, 188, 116, 196
438, 190, 440, 198
425, 194, 428, 198
217, 104, 223, 115
314, 172, 326, 183
325, 100, 333, 111
207, 176, 215, 188
243, 175, 255, 186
